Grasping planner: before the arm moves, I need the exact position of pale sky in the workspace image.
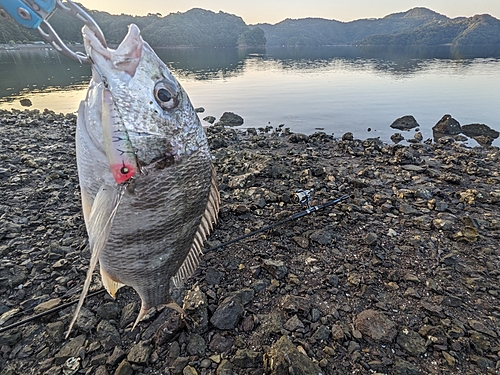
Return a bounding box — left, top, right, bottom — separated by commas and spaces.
78, 0, 500, 24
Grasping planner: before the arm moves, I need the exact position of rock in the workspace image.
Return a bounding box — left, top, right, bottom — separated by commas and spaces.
262, 259, 288, 280
397, 328, 426, 356
342, 132, 354, 141
311, 325, 331, 341
203, 116, 216, 124
96, 320, 121, 349
232, 349, 263, 368
114, 360, 133, 375
75, 307, 98, 333
209, 333, 234, 353
95, 365, 109, 375
127, 341, 152, 365
96, 302, 121, 320
354, 309, 397, 343
210, 296, 244, 330
33, 298, 61, 314
0, 329, 22, 346
120, 302, 138, 328
283, 315, 304, 332
218, 112, 244, 127
195, 107, 205, 113
432, 114, 461, 135
205, 267, 224, 285
310, 230, 332, 245
20, 98, 32, 107
264, 335, 322, 375
288, 133, 308, 143
54, 334, 86, 365
461, 123, 499, 139
107, 347, 126, 366
390, 115, 419, 131
46, 321, 65, 343
183, 286, 209, 334
187, 333, 206, 356
171, 357, 190, 375
394, 358, 421, 375
183, 365, 198, 375
391, 133, 405, 143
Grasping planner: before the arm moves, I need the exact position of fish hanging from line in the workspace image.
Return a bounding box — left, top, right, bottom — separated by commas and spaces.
67, 23, 219, 337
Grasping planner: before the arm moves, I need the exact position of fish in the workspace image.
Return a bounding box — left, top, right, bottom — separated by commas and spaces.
67, 23, 219, 337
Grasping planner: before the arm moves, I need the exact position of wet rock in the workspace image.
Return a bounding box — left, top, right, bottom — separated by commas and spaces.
264, 335, 322, 375
390, 115, 419, 131
432, 114, 462, 135
354, 309, 397, 343
218, 112, 244, 127
397, 328, 426, 356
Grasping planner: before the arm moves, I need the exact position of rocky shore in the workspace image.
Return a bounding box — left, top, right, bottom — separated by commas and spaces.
1, 108, 500, 375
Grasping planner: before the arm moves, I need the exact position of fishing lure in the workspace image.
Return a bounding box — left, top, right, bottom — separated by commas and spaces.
101, 88, 138, 184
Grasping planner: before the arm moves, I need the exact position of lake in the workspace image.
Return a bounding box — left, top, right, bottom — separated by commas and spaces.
1, 45, 499, 146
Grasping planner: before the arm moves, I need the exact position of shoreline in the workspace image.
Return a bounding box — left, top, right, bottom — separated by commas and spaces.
1, 109, 499, 374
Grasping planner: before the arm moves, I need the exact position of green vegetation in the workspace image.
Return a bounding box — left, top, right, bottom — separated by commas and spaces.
1, 6, 498, 48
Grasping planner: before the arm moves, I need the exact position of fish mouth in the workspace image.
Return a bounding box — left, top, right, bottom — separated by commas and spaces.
83, 24, 144, 78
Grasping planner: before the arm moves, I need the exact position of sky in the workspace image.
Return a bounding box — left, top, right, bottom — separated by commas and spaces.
77, 0, 500, 24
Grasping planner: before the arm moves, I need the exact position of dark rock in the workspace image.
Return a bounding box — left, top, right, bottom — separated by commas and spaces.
54, 334, 86, 365
127, 341, 152, 364
195, 107, 205, 113
96, 320, 121, 349
203, 116, 216, 124
187, 333, 206, 356
342, 132, 354, 141
432, 114, 461, 135
210, 296, 244, 330
461, 123, 499, 139
310, 230, 332, 245
354, 309, 397, 343
218, 112, 244, 126
283, 315, 304, 332
20, 98, 32, 107
0, 329, 22, 346
390, 115, 419, 131
311, 325, 331, 341
170, 357, 190, 375
120, 302, 139, 328
264, 335, 322, 375
397, 328, 426, 356
107, 347, 126, 366
232, 349, 263, 368
209, 333, 234, 353
114, 360, 133, 375
394, 358, 421, 375
96, 302, 121, 320
288, 133, 308, 143
205, 267, 224, 285
46, 321, 65, 343
262, 259, 288, 280
391, 133, 405, 143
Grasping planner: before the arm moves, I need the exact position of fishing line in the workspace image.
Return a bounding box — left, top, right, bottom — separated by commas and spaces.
0, 193, 349, 334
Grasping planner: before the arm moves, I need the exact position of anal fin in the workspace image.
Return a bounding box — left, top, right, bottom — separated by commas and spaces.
100, 268, 125, 298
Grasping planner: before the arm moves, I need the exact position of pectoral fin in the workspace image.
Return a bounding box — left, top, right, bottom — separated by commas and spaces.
66, 184, 124, 338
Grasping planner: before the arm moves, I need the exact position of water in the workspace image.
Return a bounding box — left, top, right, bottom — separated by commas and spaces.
1, 45, 499, 146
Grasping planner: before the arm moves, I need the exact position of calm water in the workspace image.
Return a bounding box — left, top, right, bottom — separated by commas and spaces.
1, 45, 499, 146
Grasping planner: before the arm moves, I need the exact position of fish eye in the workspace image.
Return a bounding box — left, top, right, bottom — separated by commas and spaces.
154, 81, 178, 110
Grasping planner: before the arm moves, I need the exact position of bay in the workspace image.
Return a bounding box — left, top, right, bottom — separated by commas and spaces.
0, 45, 499, 146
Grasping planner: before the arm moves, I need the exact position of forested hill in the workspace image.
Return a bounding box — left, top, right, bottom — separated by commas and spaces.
256, 8, 500, 46
1, 6, 499, 47
0, 7, 266, 47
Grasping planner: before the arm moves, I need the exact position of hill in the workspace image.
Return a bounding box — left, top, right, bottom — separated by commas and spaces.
1, 7, 499, 48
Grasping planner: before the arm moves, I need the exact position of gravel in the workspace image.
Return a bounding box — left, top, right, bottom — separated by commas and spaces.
1, 108, 500, 374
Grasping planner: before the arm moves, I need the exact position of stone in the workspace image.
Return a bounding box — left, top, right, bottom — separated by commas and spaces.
354, 309, 397, 343
187, 333, 206, 356
171, 357, 190, 375
310, 230, 333, 245
96, 302, 121, 320
114, 360, 133, 375
183, 365, 198, 375
218, 112, 244, 127
289, 133, 308, 143
0, 329, 22, 346
127, 341, 152, 364
203, 115, 216, 124
96, 320, 121, 349
209, 333, 234, 353
461, 123, 499, 139
264, 335, 322, 375
432, 114, 461, 135
394, 358, 421, 375
311, 325, 331, 341
262, 259, 288, 280
33, 298, 61, 314
54, 334, 86, 365
120, 302, 138, 328
107, 347, 126, 366
232, 349, 263, 368
183, 286, 209, 334
95, 365, 109, 375
210, 296, 244, 330
46, 321, 65, 343
397, 328, 426, 356
390, 115, 419, 131
391, 133, 405, 143
283, 315, 304, 331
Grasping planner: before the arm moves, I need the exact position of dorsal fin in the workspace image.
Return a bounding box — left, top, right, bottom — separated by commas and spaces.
172, 167, 219, 287
65, 184, 124, 338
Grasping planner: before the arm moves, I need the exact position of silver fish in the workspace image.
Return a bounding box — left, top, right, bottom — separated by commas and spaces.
68, 24, 219, 337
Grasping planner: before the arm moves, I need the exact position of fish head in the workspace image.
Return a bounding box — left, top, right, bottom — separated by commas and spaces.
82, 23, 205, 166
